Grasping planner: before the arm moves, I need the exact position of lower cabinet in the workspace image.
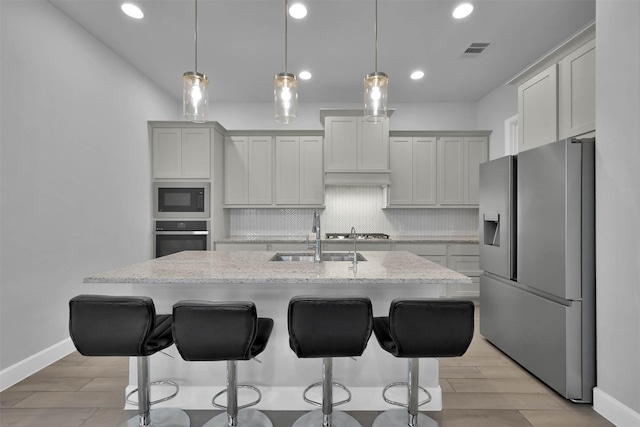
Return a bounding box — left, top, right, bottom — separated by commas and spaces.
214, 243, 269, 251
396, 243, 480, 298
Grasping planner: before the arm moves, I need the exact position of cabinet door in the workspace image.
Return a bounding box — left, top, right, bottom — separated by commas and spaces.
248, 136, 273, 205
224, 136, 249, 205
325, 117, 357, 171
299, 137, 324, 205
518, 64, 558, 152
275, 136, 301, 205
389, 137, 414, 205
358, 117, 389, 171
437, 137, 465, 205
413, 137, 437, 205
463, 136, 488, 205
181, 128, 210, 178
152, 128, 181, 178
559, 39, 595, 139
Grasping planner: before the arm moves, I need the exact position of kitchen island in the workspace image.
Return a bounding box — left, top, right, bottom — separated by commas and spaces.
84, 250, 472, 411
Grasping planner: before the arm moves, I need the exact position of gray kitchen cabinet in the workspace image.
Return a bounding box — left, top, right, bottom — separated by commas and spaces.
388, 137, 437, 206
224, 136, 273, 206
214, 243, 269, 251
395, 243, 448, 296
323, 242, 392, 252
152, 127, 211, 179
511, 25, 595, 151
324, 116, 389, 173
517, 64, 558, 152
559, 38, 595, 139
275, 136, 324, 206
437, 136, 488, 206
447, 244, 481, 298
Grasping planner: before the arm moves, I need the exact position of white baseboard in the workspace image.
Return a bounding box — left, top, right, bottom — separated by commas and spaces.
0, 338, 76, 391
593, 387, 640, 427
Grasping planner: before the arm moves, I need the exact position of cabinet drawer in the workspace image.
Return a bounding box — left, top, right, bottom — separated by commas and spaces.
270, 243, 308, 251
449, 255, 482, 277
215, 243, 268, 251
323, 242, 391, 251
395, 243, 447, 256
448, 244, 479, 256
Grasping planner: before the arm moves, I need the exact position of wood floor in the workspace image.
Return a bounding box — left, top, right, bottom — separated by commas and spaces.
1, 310, 614, 427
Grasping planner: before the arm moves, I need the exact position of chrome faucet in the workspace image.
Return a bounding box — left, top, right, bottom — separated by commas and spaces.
349, 226, 358, 270
307, 210, 322, 262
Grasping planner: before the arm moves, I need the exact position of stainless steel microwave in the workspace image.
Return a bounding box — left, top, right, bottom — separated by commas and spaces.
153, 182, 210, 218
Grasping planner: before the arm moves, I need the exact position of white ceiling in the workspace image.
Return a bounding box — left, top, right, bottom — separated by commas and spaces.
49, 0, 595, 104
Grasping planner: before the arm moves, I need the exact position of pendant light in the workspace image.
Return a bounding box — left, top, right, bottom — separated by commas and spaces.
364, 0, 388, 122
274, 0, 298, 124
183, 0, 209, 123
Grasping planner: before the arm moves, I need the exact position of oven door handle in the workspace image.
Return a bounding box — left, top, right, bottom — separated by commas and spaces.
154, 231, 209, 235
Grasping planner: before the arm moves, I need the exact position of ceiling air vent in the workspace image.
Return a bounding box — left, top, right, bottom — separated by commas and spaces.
461, 42, 491, 58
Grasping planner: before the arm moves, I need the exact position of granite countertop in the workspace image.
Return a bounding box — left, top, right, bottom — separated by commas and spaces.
217, 235, 479, 244
84, 250, 472, 285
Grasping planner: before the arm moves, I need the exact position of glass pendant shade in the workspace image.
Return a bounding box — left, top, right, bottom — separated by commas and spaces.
274, 72, 298, 124
364, 71, 388, 122
183, 71, 209, 123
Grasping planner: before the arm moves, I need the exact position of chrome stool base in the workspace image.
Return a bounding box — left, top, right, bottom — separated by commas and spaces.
372, 409, 438, 427
292, 409, 362, 427
121, 407, 190, 427
203, 408, 273, 427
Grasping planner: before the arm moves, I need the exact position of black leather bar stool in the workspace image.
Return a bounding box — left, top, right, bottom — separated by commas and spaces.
288, 296, 373, 427
172, 300, 274, 427
69, 295, 189, 427
372, 299, 475, 427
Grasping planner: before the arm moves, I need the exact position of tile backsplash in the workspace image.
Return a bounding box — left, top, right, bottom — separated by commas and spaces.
230, 186, 479, 238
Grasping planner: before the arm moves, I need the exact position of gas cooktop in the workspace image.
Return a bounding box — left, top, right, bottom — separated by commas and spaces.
325, 233, 390, 240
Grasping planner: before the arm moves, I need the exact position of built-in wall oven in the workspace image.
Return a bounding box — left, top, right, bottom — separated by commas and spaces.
153, 182, 210, 218
154, 220, 209, 258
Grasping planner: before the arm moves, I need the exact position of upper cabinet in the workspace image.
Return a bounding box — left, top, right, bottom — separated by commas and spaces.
275, 136, 324, 206
224, 133, 324, 208
559, 39, 596, 139
512, 23, 595, 152
152, 127, 211, 179
224, 136, 272, 206
437, 136, 488, 206
387, 134, 487, 207
324, 115, 390, 185
517, 64, 559, 152
389, 136, 437, 206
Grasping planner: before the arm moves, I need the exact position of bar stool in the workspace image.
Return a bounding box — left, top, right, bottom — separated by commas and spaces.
372, 299, 475, 427
172, 300, 274, 427
69, 294, 189, 427
287, 296, 373, 427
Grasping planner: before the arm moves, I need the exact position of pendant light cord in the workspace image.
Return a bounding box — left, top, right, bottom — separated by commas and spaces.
374, 0, 378, 73
195, 0, 199, 72
284, 0, 288, 73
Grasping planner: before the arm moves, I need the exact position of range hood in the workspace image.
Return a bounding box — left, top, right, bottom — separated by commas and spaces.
325, 171, 390, 186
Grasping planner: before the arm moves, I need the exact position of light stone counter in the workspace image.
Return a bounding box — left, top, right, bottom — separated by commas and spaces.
84, 251, 471, 412
84, 250, 472, 285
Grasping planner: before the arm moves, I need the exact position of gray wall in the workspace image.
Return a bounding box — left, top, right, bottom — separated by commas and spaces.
0, 1, 177, 372
476, 83, 518, 160
594, 0, 640, 420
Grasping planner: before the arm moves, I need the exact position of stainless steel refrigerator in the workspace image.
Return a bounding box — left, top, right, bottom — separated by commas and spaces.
479, 138, 595, 403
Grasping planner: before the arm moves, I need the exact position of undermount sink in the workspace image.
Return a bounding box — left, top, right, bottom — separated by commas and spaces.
270, 252, 367, 262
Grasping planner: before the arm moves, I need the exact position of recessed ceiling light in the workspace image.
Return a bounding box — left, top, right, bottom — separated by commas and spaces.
298, 71, 312, 80
289, 3, 307, 19
452, 3, 474, 19
121, 3, 144, 19
410, 71, 425, 80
